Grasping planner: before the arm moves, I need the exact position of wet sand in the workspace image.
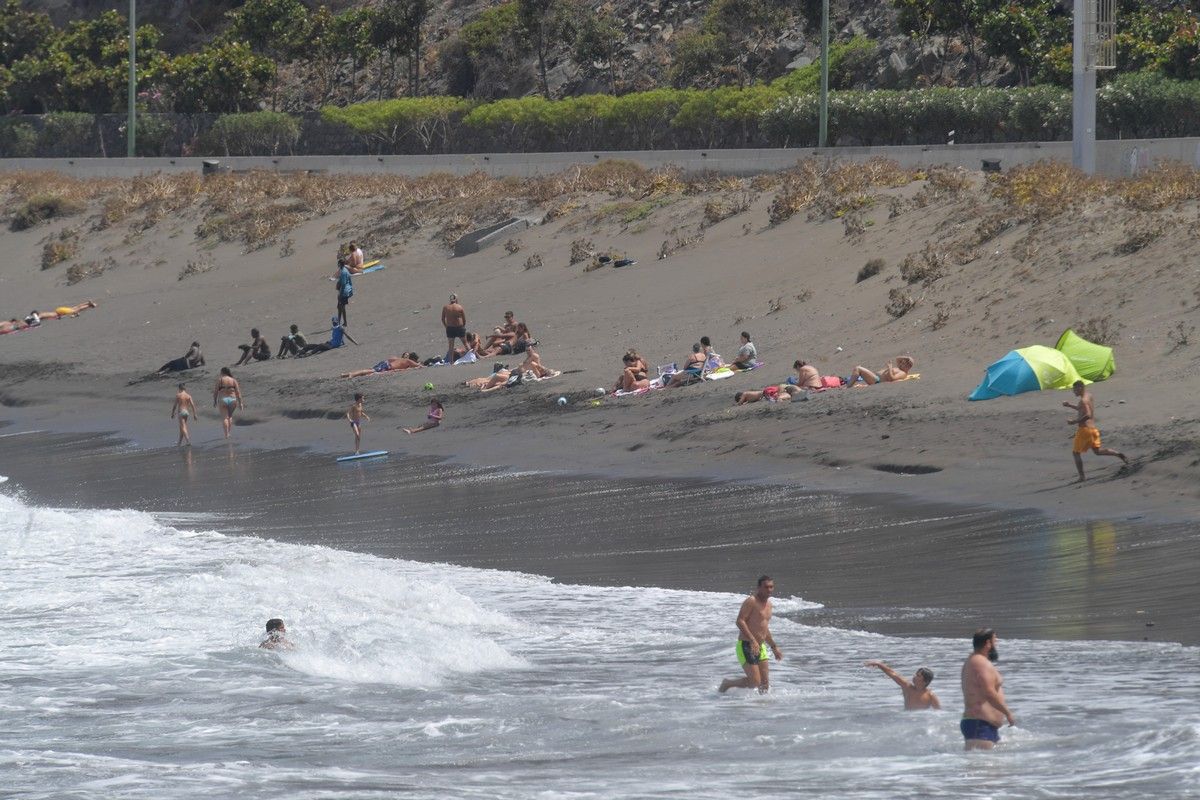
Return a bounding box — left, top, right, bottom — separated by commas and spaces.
1, 425, 1193, 645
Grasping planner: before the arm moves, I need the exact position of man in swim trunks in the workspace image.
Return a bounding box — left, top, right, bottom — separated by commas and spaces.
442, 293, 468, 362
260, 618, 294, 650
171, 383, 198, 447
864, 660, 941, 710
960, 628, 1015, 750
718, 575, 782, 694
1064, 380, 1128, 482
213, 367, 243, 439
346, 392, 370, 454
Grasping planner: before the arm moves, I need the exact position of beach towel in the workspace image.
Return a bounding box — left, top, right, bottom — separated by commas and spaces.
704, 360, 763, 381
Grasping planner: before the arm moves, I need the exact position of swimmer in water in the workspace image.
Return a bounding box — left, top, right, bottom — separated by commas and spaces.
212, 367, 243, 439
171, 383, 198, 446
259, 618, 294, 651
960, 628, 1015, 750
864, 660, 941, 710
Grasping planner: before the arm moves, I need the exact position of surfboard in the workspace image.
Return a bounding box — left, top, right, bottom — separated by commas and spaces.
361, 264, 387, 274
336, 450, 389, 462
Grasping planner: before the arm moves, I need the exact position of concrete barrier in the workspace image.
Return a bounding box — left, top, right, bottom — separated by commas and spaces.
453, 218, 532, 257
1, 137, 1196, 178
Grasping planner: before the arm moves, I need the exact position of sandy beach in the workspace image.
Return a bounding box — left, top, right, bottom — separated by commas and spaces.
0, 162, 1196, 522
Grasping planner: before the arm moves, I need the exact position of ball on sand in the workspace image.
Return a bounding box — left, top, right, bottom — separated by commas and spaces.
557, 396, 568, 406
423, 382, 435, 391
595, 387, 606, 396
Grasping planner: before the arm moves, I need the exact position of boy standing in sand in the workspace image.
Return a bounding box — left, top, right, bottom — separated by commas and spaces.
718, 575, 782, 694
171, 383, 198, 447
1064, 380, 1128, 482
346, 393, 370, 454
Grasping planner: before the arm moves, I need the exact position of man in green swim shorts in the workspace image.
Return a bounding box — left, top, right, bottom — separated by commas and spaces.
718, 575, 782, 694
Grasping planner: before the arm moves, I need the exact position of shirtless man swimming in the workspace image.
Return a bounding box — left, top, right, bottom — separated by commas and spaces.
260, 618, 294, 651
213, 367, 243, 439
718, 575, 783, 694
1064, 380, 1128, 482
171, 383, 198, 447
442, 293, 468, 362
864, 660, 941, 710
960, 628, 1015, 750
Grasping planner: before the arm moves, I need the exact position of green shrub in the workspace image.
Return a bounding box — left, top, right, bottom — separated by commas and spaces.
205, 111, 301, 156
134, 114, 176, 157
322, 97, 474, 152
772, 37, 877, 94
0, 118, 37, 157
38, 112, 96, 156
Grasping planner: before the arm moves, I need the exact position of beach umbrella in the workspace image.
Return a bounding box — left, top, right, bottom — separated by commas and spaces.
968, 345, 1088, 401
1055, 328, 1115, 381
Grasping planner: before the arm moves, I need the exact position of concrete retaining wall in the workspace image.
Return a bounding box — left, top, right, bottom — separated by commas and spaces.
1, 138, 1197, 178
453, 217, 532, 257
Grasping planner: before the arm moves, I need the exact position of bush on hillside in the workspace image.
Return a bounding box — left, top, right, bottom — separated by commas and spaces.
38, 112, 96, 157
10, 194, 85, 231
204, 111, 301, 156
322, 97, 474, 153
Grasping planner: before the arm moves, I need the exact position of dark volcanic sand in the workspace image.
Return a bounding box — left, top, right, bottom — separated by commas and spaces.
0, 427, 1192, 645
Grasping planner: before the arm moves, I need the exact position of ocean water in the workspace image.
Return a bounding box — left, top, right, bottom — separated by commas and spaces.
1, 481, 1198, 799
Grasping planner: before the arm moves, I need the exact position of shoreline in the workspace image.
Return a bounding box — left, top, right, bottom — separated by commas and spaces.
1, 406, 1196, 647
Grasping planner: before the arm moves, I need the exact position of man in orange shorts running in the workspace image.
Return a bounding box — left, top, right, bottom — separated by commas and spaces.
1064, 380, 1128, 482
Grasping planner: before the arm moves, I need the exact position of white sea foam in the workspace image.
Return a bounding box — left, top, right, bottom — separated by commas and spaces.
1, 487, 1197, 799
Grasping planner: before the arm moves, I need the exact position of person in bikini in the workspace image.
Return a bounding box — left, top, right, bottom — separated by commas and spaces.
864, 660, 941, 710
960, 629, 1015, 750
171, 383, 198, 447
718, 575, 782, 693
479, 346, 560, 392
404, 397, 443, 434
791, 359, 822, 389
31, 300, 97, 320
465, 363, 512, 391
665, 344, 707, 387
1064, 380, 1128, 482
847, 355, 915, 386
341, 352, 422, 378
213, 367, 243, 439
613, 350, 650, 392
346, 392, 370, 454
346, 241, 365, 273
734, 386, 801, 404
1, 318, 29, 334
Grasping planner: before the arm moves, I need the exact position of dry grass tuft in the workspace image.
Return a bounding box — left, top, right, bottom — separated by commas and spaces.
41, 230, 79, 269
769, 158, 918, 226
66, 257, 114, 285
11, 193, 85, 231
899, 245, 949, 286
179, 257, 214, 281
569, 238, 594, 264
885, 288, 918, 318
857, 258, 884, 283
1113, 217, 1166, 255
523, 254, 543, 270
1076, 316, 1122, 346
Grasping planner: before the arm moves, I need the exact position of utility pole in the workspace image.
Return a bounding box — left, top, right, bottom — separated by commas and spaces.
818, 0, 829, 148
127, 0, 136, 157
1071, 0, 1094, 174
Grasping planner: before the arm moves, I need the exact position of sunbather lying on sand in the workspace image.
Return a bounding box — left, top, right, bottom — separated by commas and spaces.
157, 342, 205, 374
735, 385, 803, 404
341, 353, 422, 378
29, 300, 97, 320
847, 356, 915, 386
465, 363, 512, 390
665, 344, 707, 387
479, 347, 560, 392
613, 349, 650, 392
0, 318, 29, 334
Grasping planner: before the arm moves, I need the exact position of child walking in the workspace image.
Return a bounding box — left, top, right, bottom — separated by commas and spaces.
346, 392, 370, 454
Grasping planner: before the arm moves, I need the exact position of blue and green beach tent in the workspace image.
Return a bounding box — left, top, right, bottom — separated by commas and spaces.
969, 345, 1088, 401
1055, 329, 1115, 381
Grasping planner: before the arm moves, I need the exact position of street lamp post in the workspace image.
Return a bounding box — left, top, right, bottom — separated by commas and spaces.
127, 0, 136, 157
818, 0, 829, 148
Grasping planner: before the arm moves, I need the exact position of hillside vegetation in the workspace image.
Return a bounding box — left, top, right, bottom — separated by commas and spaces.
8, 0, 1200, 115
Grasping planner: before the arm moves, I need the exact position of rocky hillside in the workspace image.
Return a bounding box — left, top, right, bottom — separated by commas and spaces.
26, 0, 1020, 108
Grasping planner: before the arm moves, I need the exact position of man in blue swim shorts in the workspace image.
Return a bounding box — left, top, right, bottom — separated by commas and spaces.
960, 628, 1015, 750
718, 575, 783, 694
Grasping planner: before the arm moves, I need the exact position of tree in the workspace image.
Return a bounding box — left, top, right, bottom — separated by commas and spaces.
0, 0, 55, 67
333, 7, 376, 99
569, 6, 623, 93
893, 0, 992, 85
517, 0, 564, 98
980, 1, 1061, 86
225, 0, 310, 108
166, 40, 275, 113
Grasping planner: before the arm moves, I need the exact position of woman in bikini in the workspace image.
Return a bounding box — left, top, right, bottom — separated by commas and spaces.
212, 367, 243, 439
613, 350, 650, 392
665, 344, 707, 388
848, 355, 915, 387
